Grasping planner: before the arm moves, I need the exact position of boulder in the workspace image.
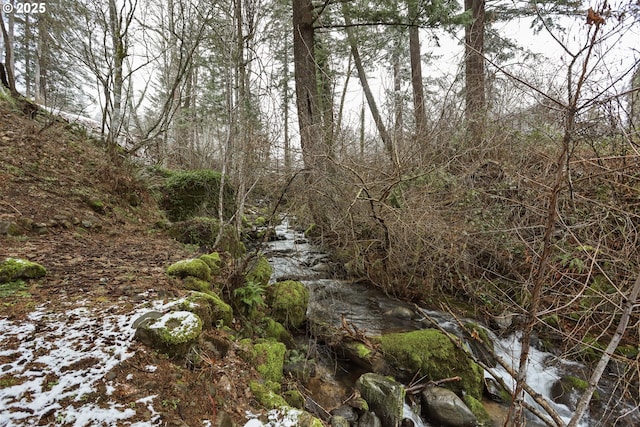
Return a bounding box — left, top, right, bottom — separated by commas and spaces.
379, 329, 484, 399
330, 405, 358, 424
199, 252, 223, 275
267, 280, 309, 330
330, 415, 351, 427
550, 375, 599, 411
179, 291, 233, 327
135, 311, 203, 358
166, 258, 211, 281
355, 373, 405, 427
240, 339, 287, 384
0, 258, 46, 283
357, 411, 382, 427
421, 386, 477, 427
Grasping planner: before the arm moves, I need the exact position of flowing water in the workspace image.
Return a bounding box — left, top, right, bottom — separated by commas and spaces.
263, 218, 639, 427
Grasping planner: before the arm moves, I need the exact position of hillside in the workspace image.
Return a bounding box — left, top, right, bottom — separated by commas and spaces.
0, 99, 265, 426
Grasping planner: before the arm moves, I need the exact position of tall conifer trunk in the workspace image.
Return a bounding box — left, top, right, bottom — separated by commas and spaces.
464, 0, 486, 146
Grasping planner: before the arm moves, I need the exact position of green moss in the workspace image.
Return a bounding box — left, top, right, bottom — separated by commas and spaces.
181, 291, 233, 327
168, 217, 245, 257
135, 310, 204, 358
254, 340, 287, 383
262, 317, 293, 346
283, 390, 305, 409
254, 216, 267, 227
564, 376, 588, 391
199, 252, 222, 275
463, 395, 492, 426
246, 255, 273, 287
0, 258, 46, 284
87, 198, 106, 214
379, 329, 483, 399
160, 169, 235, 222
297, 412, 324, 427
542, 314, 560, 328
268, 280, 309, 330
355, 343, 372, 359
0, 280, 31, 298
616, 344, 639, 359
182, 277, 211, 293
166, 258, 211, 281
250, 381, 288, 409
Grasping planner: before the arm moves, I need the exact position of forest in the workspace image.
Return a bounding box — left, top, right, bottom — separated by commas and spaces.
1, 0, 640, 426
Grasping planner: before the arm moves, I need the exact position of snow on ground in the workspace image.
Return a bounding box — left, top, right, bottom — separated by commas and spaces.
0, 297, 303, 427
0, 303, 141, 426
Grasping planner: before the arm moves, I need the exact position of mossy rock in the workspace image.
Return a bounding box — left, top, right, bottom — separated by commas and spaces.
355, 373, 405, 427
262, 317, 294, 347
254, 340, 287, 383
180, 291, 233, 327
462, 395, 492, 426
182, 277, 212, 293
199, 252, 222, 275
168, 217, 245, 257
246, 255, 273, 287
267, 280, 309, 330
135, 311, 203, 358
250, 380, 288, 409
0, 258, 46, 284
160, 169, 235, 222
379, 329, 484, 399
550, 375, 599, 411
167, 258, 211, 281
239, 339, 287, 384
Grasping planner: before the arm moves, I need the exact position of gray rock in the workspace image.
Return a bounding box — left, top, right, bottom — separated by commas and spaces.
330, 405, 358, 423
550, 376, 589, 411
356, 373, 405, 427
357, 411, 382, 427
384, 306, 415, 320
421, 386, 477, 427
329, 415, 351, 427
131, 311, 164, 329
0, 221, 21, 236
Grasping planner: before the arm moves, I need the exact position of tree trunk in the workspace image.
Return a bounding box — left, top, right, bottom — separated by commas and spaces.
24, 15, 31, 97
408, 0, 427, 140
0, 9, 16, 93
464, 0, 486, 146
292, 0, 321, 170
292, 0, 328, 228
342, 3, 395, 165
35, 15, 48, 104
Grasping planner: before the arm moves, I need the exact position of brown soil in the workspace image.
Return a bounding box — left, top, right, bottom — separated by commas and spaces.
0, 98, 269, 426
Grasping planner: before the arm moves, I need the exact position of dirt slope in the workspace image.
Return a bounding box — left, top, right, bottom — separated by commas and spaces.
0, 99, 264, 426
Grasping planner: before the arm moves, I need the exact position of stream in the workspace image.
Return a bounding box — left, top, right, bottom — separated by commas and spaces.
263, 218, 639, 427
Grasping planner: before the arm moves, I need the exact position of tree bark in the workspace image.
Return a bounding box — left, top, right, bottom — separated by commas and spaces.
407, 0, 427, 140
35, 15, 49, 104
292, 0, 321, 170
464, 0, 486, 146
342, 3, 395, 164
0, 9, 16, 93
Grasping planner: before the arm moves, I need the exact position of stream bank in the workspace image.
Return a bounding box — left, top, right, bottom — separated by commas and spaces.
263, 218, 639, 427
